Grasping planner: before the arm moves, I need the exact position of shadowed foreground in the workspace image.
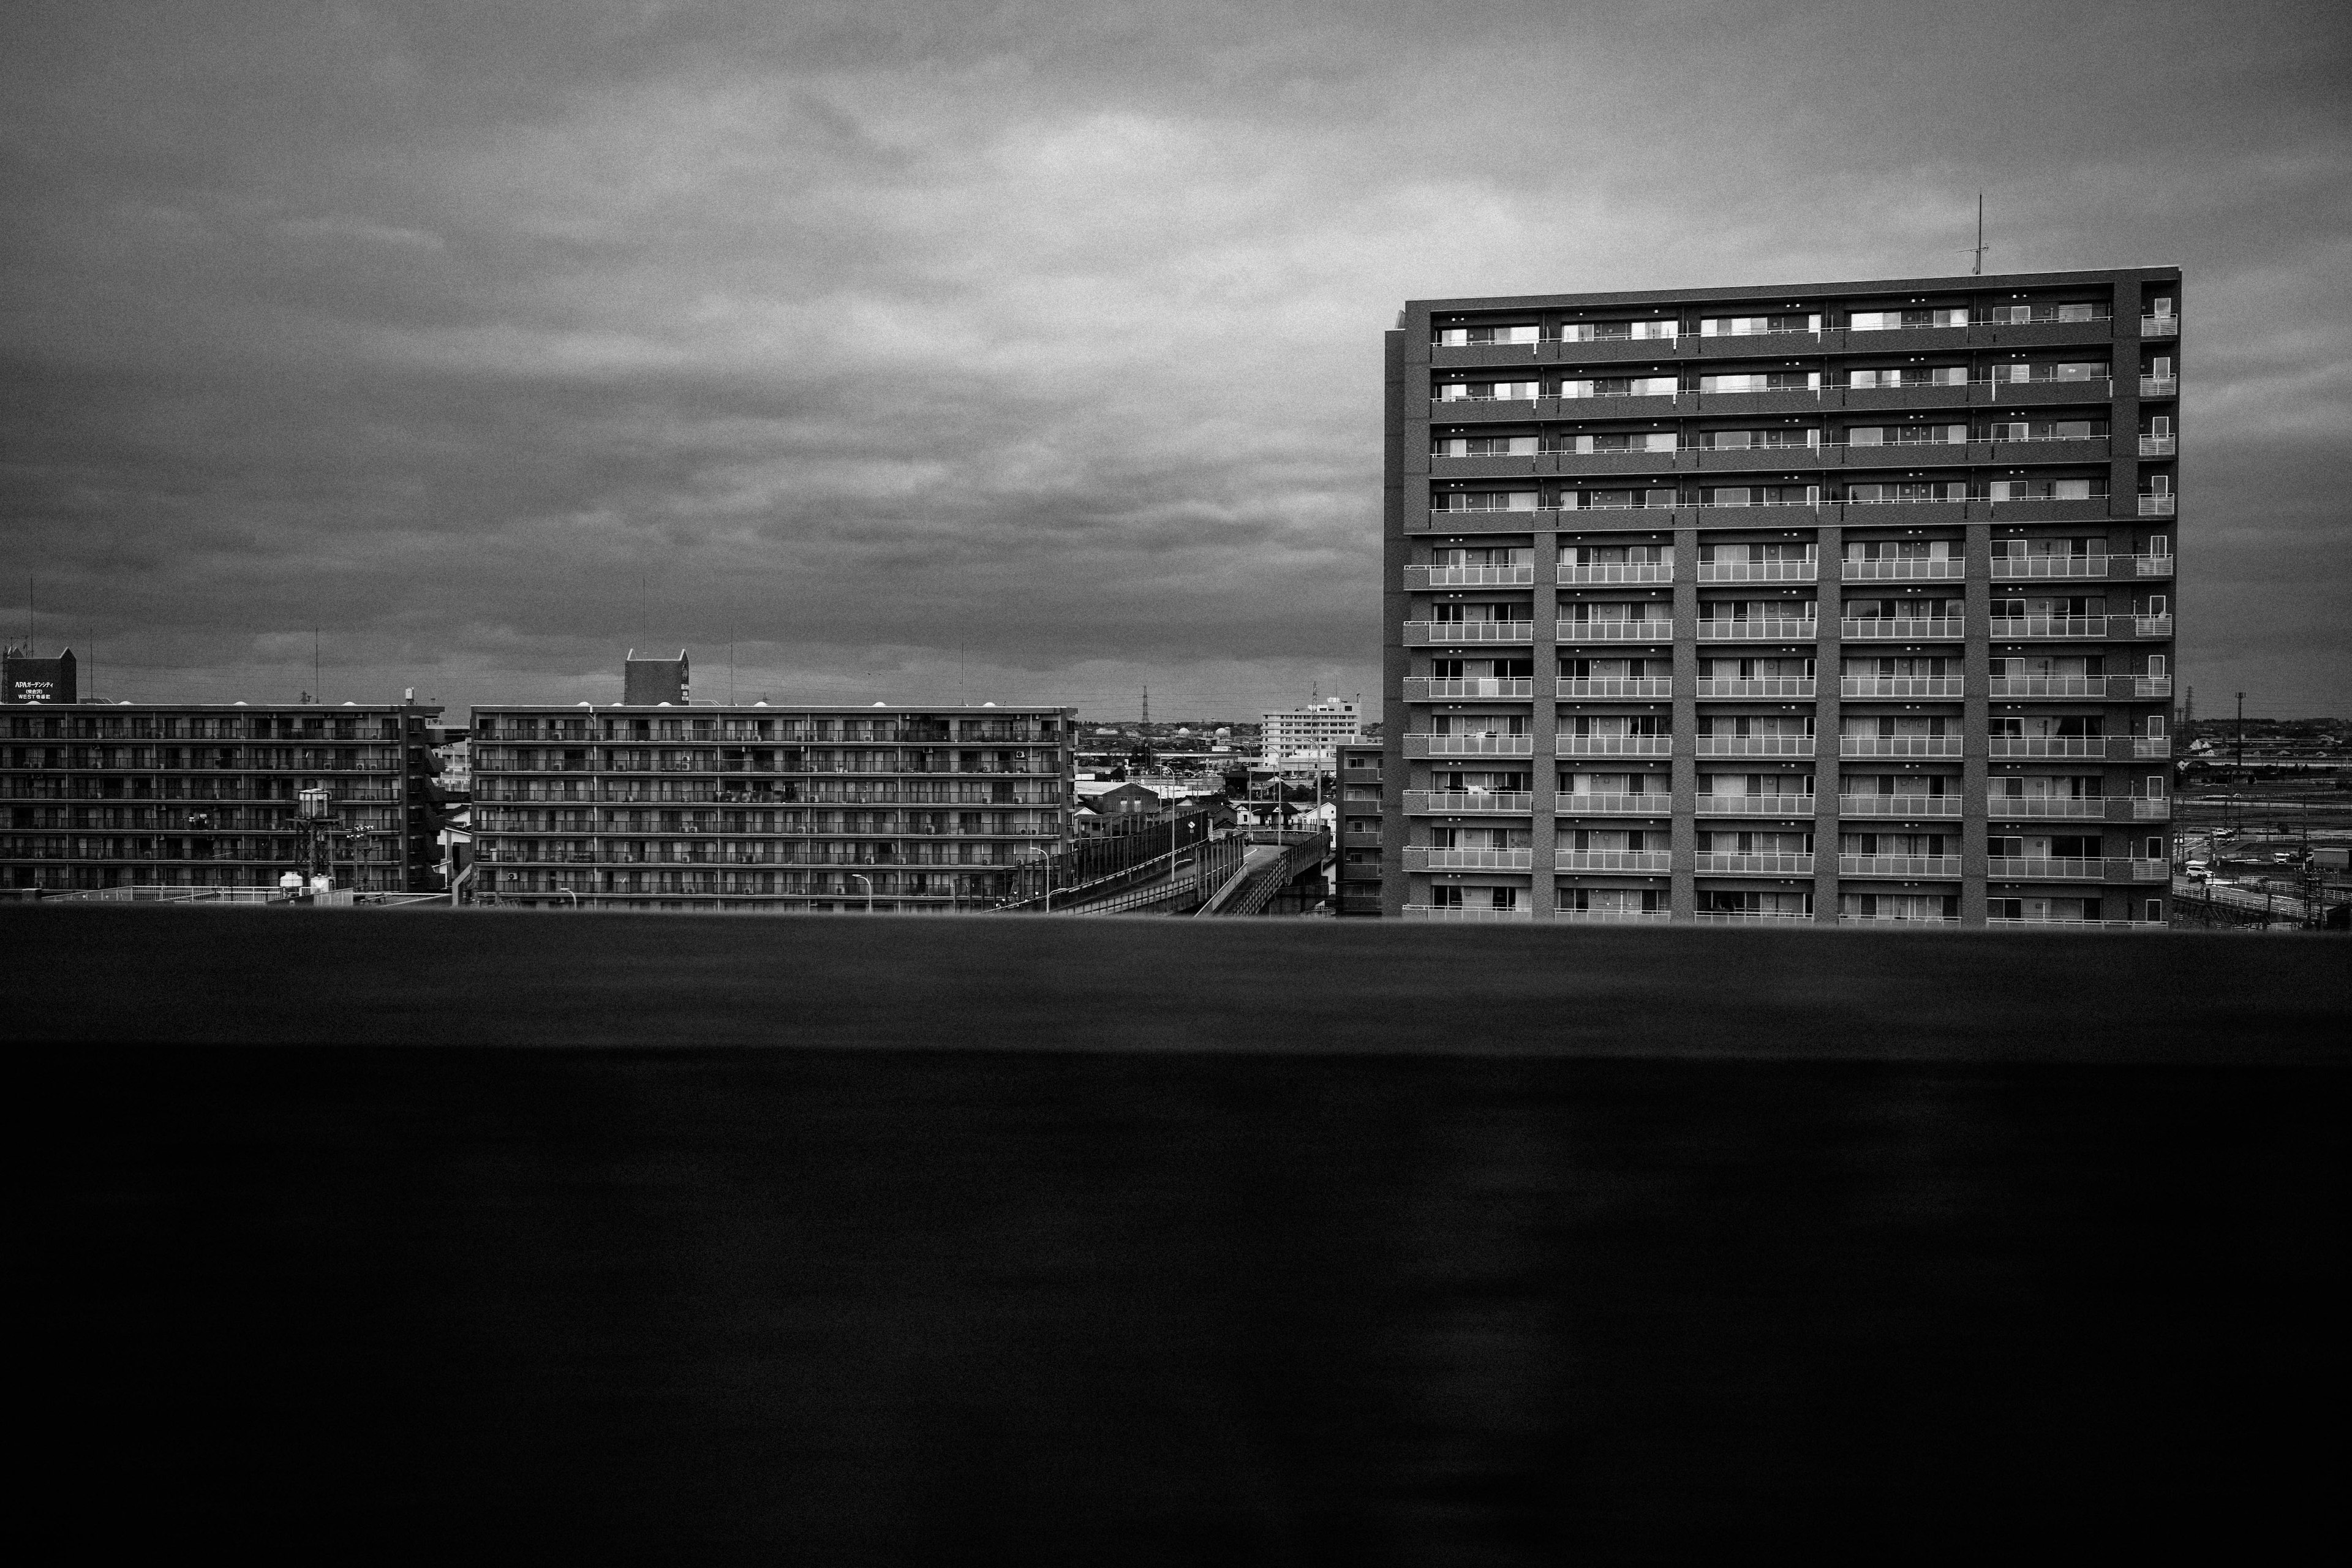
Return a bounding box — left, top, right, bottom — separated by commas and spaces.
16, 910, 2348, 1562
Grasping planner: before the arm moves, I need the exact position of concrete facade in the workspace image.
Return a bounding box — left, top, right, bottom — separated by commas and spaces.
1384, 267, 2181, 927
2, 701, 443, 894
468, 703, 1077, 911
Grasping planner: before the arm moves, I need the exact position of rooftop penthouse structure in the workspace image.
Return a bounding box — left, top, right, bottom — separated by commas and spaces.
467, 701, 1077, 911
1384, 266, 2181, 928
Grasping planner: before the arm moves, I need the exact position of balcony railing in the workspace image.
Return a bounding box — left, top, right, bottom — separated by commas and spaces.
1555, 907, 1673, 923
1841, 617, 1965, 639
1403, 791, 1532, 815
2138, 435, 2176, 456
1695, 735, 1814, 756
2133, 737, 2171, 758
2137, 494, 2176, 516
1556, 735, 1674, 757
1697, 794, 1818, 816
1693, 908, 1814, 922
1406, 565, 1536, 588
1839, 854, 1963, 878
1559, 562, 1673, 584
1839, 796, 1963, 818
1403, 677, 1534, 701
2136, 676, 2173, 697
1839, 736, 1962, 757
2139, 315, 2178, 337
1988, 676, 2105, 697
1404, 620, 1537, 645
1559, 677, 1675, 698
2133, 553, 2174, 578
1988, 856, 2104, 881
1989, 736, 2105, 758
1839, 913, 1962, 926
1694, 852, 1815, 875
1555, 850, 1673, 872
1842, 559, 1963, 581
1406, 734, 1534, 757
1697, 618, 1819, 641
1697, 561, 1816, 582
1987, 918, 2167, 930
1401, 904, 1532, 921
2133, 797, 2171, 819
1843, 676, 1964, 698
2139, 376, 2178, 396
2133, 615, 2173, 636
1991, 555, 2108, 579
1555, 793, 1673, 815
1557, 619, 1675, 641
2130, 858, 2168, 881
1990, 616, 2107, 639
1698, 677, 1815, 698
1403, 847, 1534, 871
1989, 796, 2107, 819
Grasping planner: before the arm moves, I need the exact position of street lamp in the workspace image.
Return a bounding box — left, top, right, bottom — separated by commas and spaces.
850, 872, 873, 914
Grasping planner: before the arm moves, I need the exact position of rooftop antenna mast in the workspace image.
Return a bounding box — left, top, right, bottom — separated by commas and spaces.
1969, 192, 1988, 276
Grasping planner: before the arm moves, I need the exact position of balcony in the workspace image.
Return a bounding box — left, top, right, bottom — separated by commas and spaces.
1559, 677, 1675, 699
2130, 858, 2168, 881
1403, 847, 1534, 872
1556, 735, 1674, 757
1693, 908, 1814, 922
2133, 737, 2172, 758
1843, 676, 1964, 698
2133, 554, 2174, 578
1403, 677, 1534, 701
1838, 913, 1961, 926
1992, 556, 2108, 580
1406, 734, 1533, 758
1988, 918, 2167, 930
2139, 376, 2178, 396
1696, 618, 1819, 641
1697, 795, 1818, 816
1557, 619, 1675, 643
1403, 791, 1532, 815
1842, 559, 1963, 581
2138, 435, 2176, 456
1559, 562, 1674, 585
1556, 850, 1673, 872
2133, 797, 2171, 820
1989, 796, 2108, 820
1400, 904, 1532, 921
1698, 677, 1816, 698
1989, 737, 2106, 758
2137, 494, 2176, 517
2140, 314, 2179, 337
1404, 564, 1536, 589
1840, 854, 1963, 878
1839, 736, 1962, 758
1839, 796, 1963, 818
1841, 617, 1965, 640
2133, 615, 2173, 637
2135, 676, 2172, 697
1695, 735, 1815, 756
1694, 852, 1815, 875
1697, 561, 1817, 582
1989, 616, 2108, 639
1404, 620, 1536, 646
1555, 793, 1673, 815
1989, 857, 2104, 881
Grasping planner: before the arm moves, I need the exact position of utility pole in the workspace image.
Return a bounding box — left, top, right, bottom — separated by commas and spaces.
2236, 691, 2245, 772
1969, 192, 1987, 276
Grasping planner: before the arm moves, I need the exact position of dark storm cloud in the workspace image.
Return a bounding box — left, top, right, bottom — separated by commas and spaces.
3, 0, 2348, 715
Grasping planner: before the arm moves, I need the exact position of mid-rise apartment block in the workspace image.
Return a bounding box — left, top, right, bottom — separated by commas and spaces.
469, 701, 1076, 911
1262, 698, 1363, 775
1336, 739, 1385, 916
1385, 268, 2179, 927
2, 692, 443, 894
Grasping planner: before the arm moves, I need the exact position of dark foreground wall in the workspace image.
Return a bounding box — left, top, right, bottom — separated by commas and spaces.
14, 910, 2348, 1562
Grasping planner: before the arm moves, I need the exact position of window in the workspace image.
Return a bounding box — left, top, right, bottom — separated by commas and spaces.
1848, 307, 1967, 330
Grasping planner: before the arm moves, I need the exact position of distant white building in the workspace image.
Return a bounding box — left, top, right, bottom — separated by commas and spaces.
1262, 698, 1361, 775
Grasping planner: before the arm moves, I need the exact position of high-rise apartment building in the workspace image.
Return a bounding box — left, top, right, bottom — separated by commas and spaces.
2, 698, 443, 894
1384, 268, 2179, 927
469, 699, 1076, 911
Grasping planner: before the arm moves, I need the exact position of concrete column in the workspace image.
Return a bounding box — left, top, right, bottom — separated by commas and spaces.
1962, 520, 1993, 925
1532, 526, 1559, 918
1670, 525, 1699, 921
1812, 522, 1844, 925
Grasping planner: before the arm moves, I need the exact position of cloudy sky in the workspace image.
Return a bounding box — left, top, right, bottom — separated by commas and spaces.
4, 0, 2347, 719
